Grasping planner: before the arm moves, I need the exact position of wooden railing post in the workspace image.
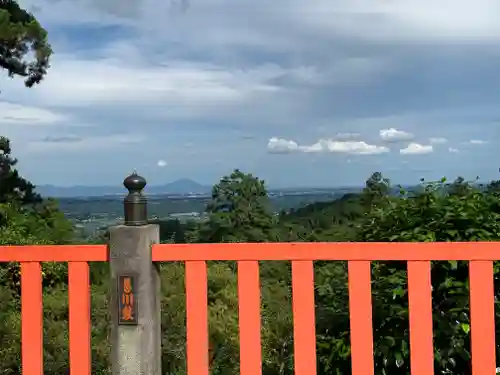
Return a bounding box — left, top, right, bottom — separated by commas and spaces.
108, 172, 161, 375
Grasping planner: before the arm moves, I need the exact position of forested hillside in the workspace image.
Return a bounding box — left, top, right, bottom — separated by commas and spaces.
0, 137, 500, 374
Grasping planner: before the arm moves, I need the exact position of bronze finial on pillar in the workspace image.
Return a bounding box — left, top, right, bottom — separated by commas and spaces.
123, 171, 148, 226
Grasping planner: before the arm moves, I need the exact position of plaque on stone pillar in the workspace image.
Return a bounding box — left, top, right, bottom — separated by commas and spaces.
118, 274, 138, 325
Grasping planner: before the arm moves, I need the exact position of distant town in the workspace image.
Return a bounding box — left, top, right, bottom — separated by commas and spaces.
53, 182, 364, 235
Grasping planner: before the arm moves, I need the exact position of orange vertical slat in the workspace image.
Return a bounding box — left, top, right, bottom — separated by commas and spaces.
407, 261, 434, 375
469, 260, 496, 375
291, 260, 317, 375
348, 261, 374, 375
21, 262, 43, 375
238, 261, 262, 375
186, 261, 209, 375
68, 262, 91, 375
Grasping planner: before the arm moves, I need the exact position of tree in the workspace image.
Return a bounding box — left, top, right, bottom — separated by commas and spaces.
487, 179, 500, 192
447, 176, 475, 197
487, 168, 500, 192
188, 169, 297, 374
364, 172, 390, 196
195, 169, 277, 243
361, 171, 391, 209
0, 136, 41, 205
0, 0, 52, 87
0, 137, 73, 301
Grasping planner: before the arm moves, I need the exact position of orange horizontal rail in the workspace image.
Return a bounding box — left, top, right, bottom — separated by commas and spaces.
3, 242, 500, 263
0, 245, 108, 262
153, 242, 500, 261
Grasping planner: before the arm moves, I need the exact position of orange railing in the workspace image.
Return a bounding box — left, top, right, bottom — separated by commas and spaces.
152, 242, 498, 375
1, 242, 498, 375
0, 245, 107, 375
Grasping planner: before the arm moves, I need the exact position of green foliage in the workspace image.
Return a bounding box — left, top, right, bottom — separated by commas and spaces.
0, 137, 75, 293
0, 137, 82, 373
195, 169, 278, 243
352, 177, 500, 374
487, 178, 500, 193
0, 0, 52, 87
0, 136, 41, 205
363, 171, 391, 204
282, 192, 365, 241
151, 218, 198, 244
359, 178, 500, 242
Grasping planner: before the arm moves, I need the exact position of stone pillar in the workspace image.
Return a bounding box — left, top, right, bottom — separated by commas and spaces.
109, 172, 161, 375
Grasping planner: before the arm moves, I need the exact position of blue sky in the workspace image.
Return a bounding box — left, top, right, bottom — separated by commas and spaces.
1, 0, 499, 188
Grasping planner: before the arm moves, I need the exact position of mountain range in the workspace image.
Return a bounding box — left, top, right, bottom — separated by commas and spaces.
36, 178, 213, 197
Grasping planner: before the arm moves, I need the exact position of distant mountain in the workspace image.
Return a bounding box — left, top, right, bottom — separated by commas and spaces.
36, 178, 212, 198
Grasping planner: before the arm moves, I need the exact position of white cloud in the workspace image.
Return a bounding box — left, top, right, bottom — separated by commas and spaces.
292, 0, 500, 43
27, 0, 500, 50
448, 147, 459, 153
2, 49, 382, 126
268, 137, 389, 155
429, 137, 448, 144
37, 0, 500, 48
380, 128, 414, 142
157, 159, 168, 167
0, 102, 67, 125
304, 139, 389, 155
400, 143, 433, 155
16, 57, 281, 109
267, 137, 299, 153
300, 141, 324, 153
469, 139, 488, 145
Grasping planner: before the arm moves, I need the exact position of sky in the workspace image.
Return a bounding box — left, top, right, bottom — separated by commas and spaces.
1, 0, 499, 188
